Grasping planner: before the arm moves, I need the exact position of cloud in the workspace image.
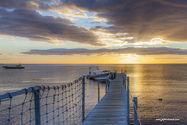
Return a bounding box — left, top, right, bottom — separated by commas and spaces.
1, 0, 187, 45
90, 17, 107, 23
0, 53, 5, 55
0, 0, 88, 18
57, 9, 88, 18
0, 0, 52, 10
90, 26, 134, 46
154, 57, 184, 59
0, 8, 105, 46
90, 26, 128, 35
90, 26, 167, 46
62, 0, 187, 43
22, 47, 187, 56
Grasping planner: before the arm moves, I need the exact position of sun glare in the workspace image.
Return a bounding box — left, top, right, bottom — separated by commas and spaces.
119, 54, 141, 64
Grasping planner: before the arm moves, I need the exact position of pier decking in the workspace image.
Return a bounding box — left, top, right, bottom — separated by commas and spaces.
82, 74, 127, 125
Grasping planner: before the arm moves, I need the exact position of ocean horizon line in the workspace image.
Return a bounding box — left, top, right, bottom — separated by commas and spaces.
1, 63, 187, 65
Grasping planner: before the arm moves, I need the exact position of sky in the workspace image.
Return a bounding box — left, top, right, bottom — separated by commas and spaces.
0, 0, 187, 64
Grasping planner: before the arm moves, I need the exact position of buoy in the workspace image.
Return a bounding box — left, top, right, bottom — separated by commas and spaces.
158, 98, 162, 101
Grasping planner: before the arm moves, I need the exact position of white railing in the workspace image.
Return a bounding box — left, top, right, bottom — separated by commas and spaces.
0, 76, 85, 125
0, 71, 118, 125
123, 73, 142, 125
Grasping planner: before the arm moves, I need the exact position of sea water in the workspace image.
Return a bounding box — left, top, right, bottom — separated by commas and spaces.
0, 64, 187, 125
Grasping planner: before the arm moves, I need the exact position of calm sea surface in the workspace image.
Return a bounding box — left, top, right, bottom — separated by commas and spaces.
0, 64, 187, 125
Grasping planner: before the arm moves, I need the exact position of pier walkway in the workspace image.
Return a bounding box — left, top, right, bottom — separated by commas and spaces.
82, 74, 127, 125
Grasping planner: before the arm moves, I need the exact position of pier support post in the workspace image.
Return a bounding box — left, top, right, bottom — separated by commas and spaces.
98, 81, 100, 103
34, 90, 41, 125
127, 77, 130, 125
82, 76, 85, 122
133, 97, 138, 125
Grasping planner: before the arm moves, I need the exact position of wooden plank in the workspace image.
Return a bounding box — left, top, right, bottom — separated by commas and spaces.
82, 74, 128, 125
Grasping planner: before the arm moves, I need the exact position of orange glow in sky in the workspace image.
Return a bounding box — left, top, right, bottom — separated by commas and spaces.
0, 1, 187, 64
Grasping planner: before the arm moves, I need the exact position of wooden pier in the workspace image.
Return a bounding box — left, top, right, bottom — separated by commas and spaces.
82, 74, 128, 125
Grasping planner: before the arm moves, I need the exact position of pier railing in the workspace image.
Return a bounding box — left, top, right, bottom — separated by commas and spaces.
0, 71, 140, 125
0, 76, 85, 125
123, 73, 142, 125
97, 70, 142, 125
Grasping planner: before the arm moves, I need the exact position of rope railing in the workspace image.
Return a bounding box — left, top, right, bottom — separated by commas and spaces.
129, 89, 142, 125
0, 71, 118, 125
123, 73, 142, 125
132, 96, 142, 125
0, 76, 85, 125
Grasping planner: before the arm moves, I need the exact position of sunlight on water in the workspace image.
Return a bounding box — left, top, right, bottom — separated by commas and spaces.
0, 87, 24, 92
21, 81, 32, 83
0, 64, 187, 125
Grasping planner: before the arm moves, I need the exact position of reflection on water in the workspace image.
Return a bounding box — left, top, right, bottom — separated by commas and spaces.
127, 64, 187, 125
0, 87, 24, 92
0, 64, 187, 125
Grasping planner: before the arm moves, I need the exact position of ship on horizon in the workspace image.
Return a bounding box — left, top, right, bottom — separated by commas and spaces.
2, 64, 25, 69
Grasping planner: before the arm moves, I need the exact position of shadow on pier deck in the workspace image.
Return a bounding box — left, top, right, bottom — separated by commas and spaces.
82, 74, 127, 125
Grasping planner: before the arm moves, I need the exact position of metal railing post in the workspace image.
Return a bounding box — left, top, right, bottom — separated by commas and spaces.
98, 81, 100, 103
133, 97, 138, 125
127, 77, 130, 125
122, 74, 124, 85
124, 73, 126, 87
34, 90, 41, 125
106, 78, 107, 93
108, 77, 110, 90
82, 76, 85, 122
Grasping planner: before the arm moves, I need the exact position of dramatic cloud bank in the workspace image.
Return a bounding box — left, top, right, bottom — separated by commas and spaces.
1, 0, 187, 46
63, 0, 187, 43
0, 0, 87, 18
22, 47, 187, 56
0, 8, 104, 46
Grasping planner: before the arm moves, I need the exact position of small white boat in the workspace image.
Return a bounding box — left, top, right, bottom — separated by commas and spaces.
86, 67, 111, 79
94, 76, 109, 81
86, 70, 108, 79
